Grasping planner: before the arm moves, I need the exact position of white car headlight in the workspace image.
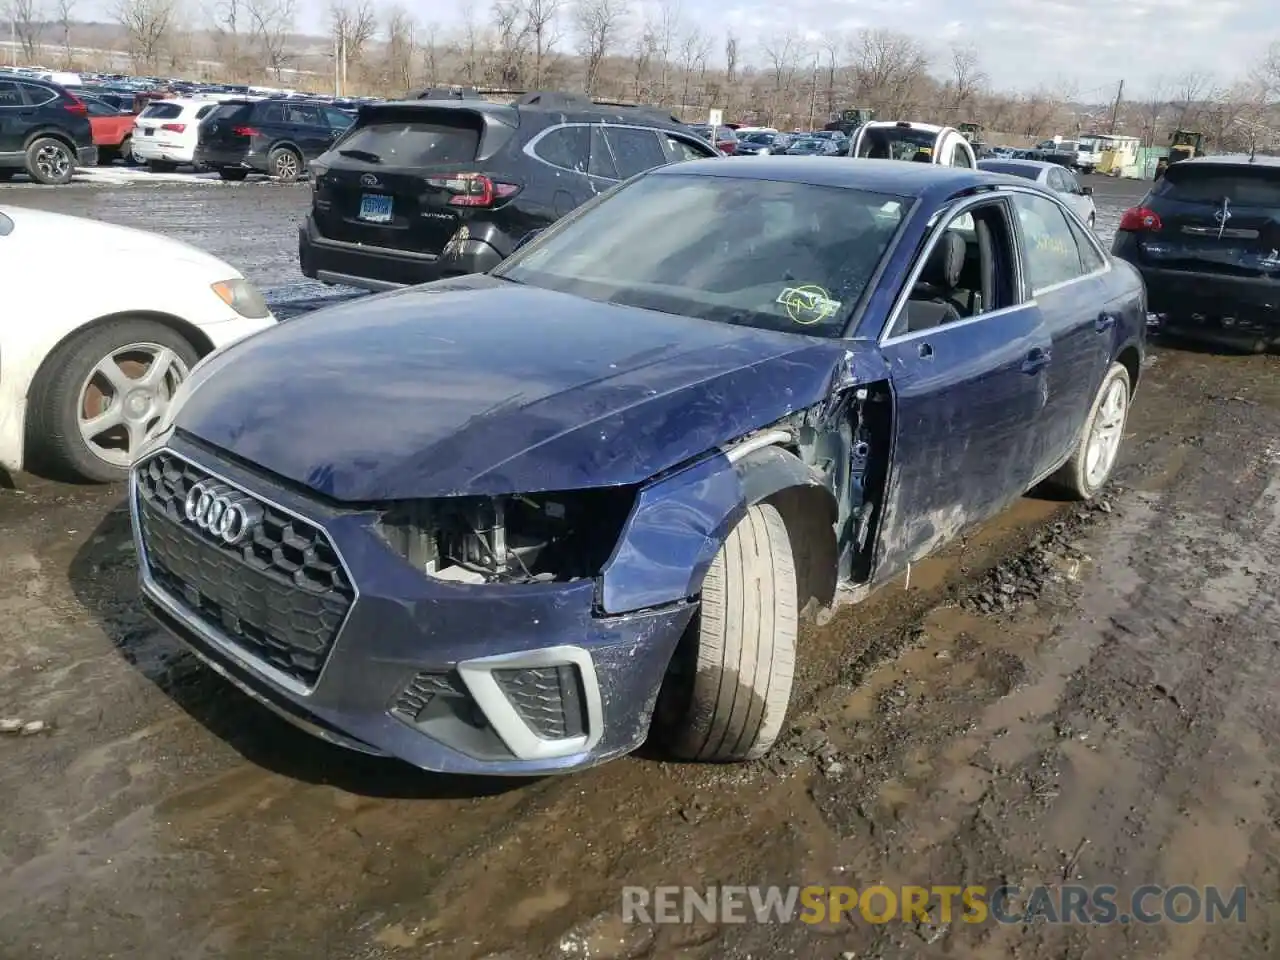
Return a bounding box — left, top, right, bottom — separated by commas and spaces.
211, 277, 271, 319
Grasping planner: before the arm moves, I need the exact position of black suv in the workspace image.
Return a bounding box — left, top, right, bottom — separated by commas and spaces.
298, 91, 719, 291
194, 98, 355, 181
1112, 155, 1280, 349
0, 75, 96, 184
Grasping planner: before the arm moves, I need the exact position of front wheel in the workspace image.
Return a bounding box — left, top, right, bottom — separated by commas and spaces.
1049, 362, 1131, 500
26, 137, 75, 185
27, 318, 201, 482
655, 502, 798, 762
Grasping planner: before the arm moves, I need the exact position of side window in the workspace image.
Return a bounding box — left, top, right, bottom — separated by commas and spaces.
1062, 171, 1082, 194
256, 101, 284, 123
1012, 193, 1087, 291
665, 134, 713, 162
324, 107, 352, 129
892, 201, 1017, 337
0, 80, 23, 107
533, 125, 590, 173
18, 82, 55, 106
1047, 168, 1068, 192
286, 103, 321, 125
587, 125, 618, 179
603, 126, 668, 178
950, 140, 973, 168
1068, 218, 1106, 272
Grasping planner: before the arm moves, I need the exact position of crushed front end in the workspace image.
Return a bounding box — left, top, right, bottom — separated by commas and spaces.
129, 434, 695, 775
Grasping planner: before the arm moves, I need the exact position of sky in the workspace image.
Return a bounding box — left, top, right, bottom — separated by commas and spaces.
73, 0, 1271, 98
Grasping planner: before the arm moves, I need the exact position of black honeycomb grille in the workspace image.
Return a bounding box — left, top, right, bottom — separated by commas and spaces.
135, 452, 354, 689
492, 665, 586, 740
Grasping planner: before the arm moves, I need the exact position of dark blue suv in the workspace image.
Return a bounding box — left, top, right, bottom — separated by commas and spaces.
130, 159, 1145, 775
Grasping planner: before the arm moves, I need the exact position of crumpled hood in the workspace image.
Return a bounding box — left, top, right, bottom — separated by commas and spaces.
174, 276, 870, 501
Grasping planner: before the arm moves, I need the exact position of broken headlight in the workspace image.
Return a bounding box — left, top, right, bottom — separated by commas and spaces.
375, 490, 636, 585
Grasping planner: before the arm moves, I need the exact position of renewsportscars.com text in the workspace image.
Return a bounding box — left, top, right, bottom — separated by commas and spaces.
622, 884, 1247, 925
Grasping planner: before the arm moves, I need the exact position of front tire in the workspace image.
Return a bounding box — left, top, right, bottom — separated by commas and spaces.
27, 319, 200, 483
1049, 362, 1131, 500
657, 502, 798, 762
26, 137, 75, 185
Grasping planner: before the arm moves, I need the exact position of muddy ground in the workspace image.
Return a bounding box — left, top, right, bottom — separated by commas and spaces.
5, 178, 1279, 959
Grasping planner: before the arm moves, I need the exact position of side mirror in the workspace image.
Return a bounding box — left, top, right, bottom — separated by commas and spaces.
514, 229, 542, 252
1081, 185, 1093, 196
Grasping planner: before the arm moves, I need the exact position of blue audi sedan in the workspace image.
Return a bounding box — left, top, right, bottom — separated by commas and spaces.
129, 158, 1145, 775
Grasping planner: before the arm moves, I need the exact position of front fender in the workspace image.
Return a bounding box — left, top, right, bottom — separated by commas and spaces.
598, 443, 834, 615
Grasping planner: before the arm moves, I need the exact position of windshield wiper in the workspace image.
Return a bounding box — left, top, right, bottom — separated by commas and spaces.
338, 149, 381, 164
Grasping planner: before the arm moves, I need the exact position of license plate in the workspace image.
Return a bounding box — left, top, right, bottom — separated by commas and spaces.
142, 127, 154, 136
359, 193, 393, 223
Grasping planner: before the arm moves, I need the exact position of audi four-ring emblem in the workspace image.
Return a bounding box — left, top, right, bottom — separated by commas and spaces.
183, 482, 264, 544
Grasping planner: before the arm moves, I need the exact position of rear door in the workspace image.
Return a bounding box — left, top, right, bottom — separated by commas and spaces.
0, 79, 25, 154
281, 101, 332, 159
600, 125, 671, 179
314, 107, 488, 253
1138, 163, 1280, 277
199, 101, 252, 149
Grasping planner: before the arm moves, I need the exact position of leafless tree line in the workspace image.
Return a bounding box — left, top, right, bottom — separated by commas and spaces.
7, 0, 1278, 149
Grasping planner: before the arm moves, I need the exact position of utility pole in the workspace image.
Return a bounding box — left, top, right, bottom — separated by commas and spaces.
333, 36, 339, 97
340, 35, 347, 97
1108, 78, 1124, 134
807, 54, 818, 131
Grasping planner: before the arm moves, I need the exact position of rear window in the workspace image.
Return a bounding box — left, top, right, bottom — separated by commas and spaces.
979, 161, 1040, 181
207, 102, 251, 122
336, 120, 479, 165
0, 80, 22, 106
1153, 166, 1280, 206
140, 101, 183, 120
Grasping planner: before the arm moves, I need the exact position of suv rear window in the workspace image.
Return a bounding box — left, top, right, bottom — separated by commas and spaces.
207, 102, 252, 123
337, 120, 479, 165
140, 101, 183, 120
1153, 166, 1280, 206
0, 80, 22, 106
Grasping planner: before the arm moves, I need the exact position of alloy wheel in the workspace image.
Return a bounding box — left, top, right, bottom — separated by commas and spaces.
77, 342, 190, 467
1084, 378, 1127, 489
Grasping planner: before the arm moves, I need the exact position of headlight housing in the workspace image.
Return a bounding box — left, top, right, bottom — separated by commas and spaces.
376, 490, 636, 586
211, 278, 271, 319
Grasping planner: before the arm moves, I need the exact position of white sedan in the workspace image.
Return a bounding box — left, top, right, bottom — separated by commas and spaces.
976, 158, 1098, 228
0, 206, 277, 482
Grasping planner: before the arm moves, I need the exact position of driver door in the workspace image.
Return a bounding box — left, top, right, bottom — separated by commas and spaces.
871, 195, 1052, 582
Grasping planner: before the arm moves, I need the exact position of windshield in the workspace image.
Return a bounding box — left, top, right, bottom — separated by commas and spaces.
493, 173, 909, 338
856, 127, 938, 161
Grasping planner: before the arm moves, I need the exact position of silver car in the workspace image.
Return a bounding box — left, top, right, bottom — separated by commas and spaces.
977, 158, 1098, 228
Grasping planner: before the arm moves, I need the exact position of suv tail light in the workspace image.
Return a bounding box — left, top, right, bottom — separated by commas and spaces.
62, 94, 88, 117
232, 125, 260, 137
425, 173, 521, 207
161, 123, 187, 134
1118, 206, 1162, 232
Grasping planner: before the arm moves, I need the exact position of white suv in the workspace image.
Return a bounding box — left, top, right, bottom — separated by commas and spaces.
131, 98, 220, 171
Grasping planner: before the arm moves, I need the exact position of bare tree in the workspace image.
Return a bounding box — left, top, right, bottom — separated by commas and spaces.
947, 44, 986, 118
330, 0, 376, 64
522, 0, 560, 88
6, 0, 43, 61
419, 20, 441, 84
676, 25, 708, 112
55, 0, 76, 67
724, 30, 737, 84
112, 0, 177, 71
850, 29, 929, 117
382, 3, 416, 92
653, 0, 679, 104
574, 0, 626, 96
761, 32, 801, 125
490, 0, 528, 87
1170, 70, 1210, 130
1139, 79, 1166, 146
246, 0, 295, 81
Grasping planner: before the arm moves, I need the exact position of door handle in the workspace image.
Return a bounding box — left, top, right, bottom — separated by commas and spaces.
917, 342, 933, 359
1096, 311, 1117, 333
1021, 347, 1051, 374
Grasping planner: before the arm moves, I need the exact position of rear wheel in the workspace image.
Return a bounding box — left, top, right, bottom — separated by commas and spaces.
25, 137, 75, 185
27, 319, 201, 482
268, 146, 301, 181
1049, 362, 1131, 500
218, 167, 249, 181
655, 502, 798, 762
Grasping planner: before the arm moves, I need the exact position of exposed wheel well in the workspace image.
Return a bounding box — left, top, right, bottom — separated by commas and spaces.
1117, 344, 1141, 394
765, 483, 838, 619
24, 129, 77, 156
23, 310, 214, 433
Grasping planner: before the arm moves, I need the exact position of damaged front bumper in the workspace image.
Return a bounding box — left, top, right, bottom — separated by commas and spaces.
129, 435, 694, 775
